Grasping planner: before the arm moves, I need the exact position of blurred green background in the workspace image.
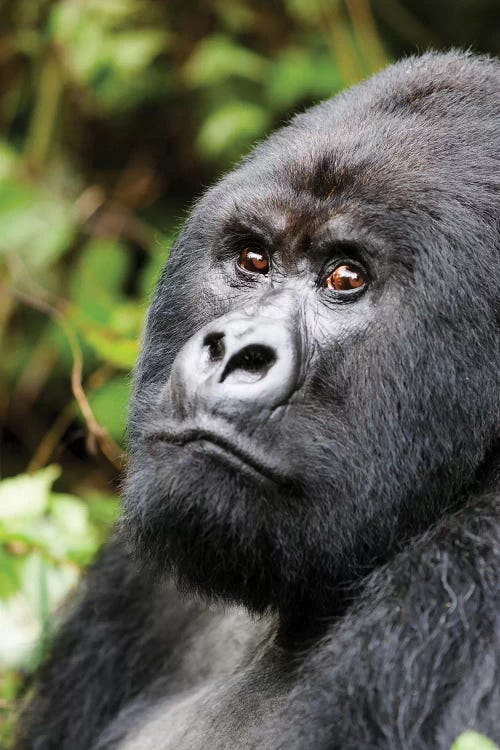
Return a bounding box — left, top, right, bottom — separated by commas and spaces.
0, 0, 499, 745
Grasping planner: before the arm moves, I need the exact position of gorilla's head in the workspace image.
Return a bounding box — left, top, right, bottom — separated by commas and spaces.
124, 52, 500, 616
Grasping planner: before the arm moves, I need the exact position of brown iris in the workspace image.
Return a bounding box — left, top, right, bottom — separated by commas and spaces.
326, 263, 366, 292
238, 247, 269, 274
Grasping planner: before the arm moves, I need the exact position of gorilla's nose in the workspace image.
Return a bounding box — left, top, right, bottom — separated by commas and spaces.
205, 332, 276, 385
169, 314, 299, 418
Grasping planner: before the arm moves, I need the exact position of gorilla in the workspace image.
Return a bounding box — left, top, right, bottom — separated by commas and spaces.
18, 51, 500, 750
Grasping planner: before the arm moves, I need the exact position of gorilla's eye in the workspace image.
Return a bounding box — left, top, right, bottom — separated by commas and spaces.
326, 263, 366, 293
238, 247, 269, 274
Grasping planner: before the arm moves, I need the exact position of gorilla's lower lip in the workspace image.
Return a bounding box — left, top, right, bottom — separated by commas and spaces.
146, 428, 285, 485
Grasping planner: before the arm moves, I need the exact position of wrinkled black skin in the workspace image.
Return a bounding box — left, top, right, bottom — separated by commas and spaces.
17, 51, 500, 750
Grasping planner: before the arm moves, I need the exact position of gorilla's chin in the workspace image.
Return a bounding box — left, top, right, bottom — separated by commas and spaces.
123, 439, 313, 614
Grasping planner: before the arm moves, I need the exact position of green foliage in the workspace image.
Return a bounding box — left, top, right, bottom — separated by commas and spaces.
88, 375, 131, 441
70, 239, 132, 323
0, 175, 77, 269
451, 732, 499, 750
0, 467, 118, 743
50, 0, 171, 109
266, 48, 343, 110
196, 100, 271, 161
0, 466, 118, 673
184, 34, 267, 87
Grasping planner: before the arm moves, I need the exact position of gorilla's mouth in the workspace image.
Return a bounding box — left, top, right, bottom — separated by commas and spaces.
146, 428, 285, 485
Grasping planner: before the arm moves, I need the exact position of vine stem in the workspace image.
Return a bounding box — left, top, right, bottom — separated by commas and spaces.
27, 365, 115, 473
8, 284, 125, 471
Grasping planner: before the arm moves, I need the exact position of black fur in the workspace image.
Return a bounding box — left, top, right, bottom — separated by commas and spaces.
17, 51, 500, 750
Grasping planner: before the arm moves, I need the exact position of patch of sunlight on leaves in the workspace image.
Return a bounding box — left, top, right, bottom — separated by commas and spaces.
0, 467, 117, 671
451, 732, 499, 750
0, 466, 60, 521
184, 34, 267, 86
0, 587, 42, 669
0, 553, 79, 670
196, 101, 270, 161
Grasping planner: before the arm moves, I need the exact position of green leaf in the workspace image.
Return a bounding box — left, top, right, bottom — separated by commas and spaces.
51, 0, 142, 36
21, 552, 78, 620
0, 552, 79, 670
50, 494, 90, 537
451, 731, 499, 750
0, 591, 40, 669
108, 30, 169, 75
87, 375, 131, 441
0, 179, 76, 268
86, 492, 120, 527
50, 2, 170, 108
0, 548, 22, 601
196, 101, 270, 160
0, 466, 60, 522
185, 34, 267, 87
266, 48, 342, 111
70, 239, 131, 325
110, 302, 145, 337
49, 495, 99, 564
80, 325, 139, 369
12, 518, 69, 560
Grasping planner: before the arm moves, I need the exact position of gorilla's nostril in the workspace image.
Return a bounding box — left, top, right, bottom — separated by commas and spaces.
204, 332, 225, 363
220, 344, 276, 384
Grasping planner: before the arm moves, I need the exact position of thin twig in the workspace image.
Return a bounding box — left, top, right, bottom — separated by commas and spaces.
27, 402, 76, 473
9, 286, 125, 470
28, 364, 116, 472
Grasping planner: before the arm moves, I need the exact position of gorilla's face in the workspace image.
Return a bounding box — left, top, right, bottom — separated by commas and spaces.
124, 54, 500, 615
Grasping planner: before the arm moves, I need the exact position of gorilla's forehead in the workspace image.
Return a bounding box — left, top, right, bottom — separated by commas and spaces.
202, 51, 498, 238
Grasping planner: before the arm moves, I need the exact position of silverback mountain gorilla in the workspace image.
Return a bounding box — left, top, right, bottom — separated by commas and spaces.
18, 51, 500, 750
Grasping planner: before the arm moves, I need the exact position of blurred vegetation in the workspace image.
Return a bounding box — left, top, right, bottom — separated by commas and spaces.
0, 0, 498, 745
